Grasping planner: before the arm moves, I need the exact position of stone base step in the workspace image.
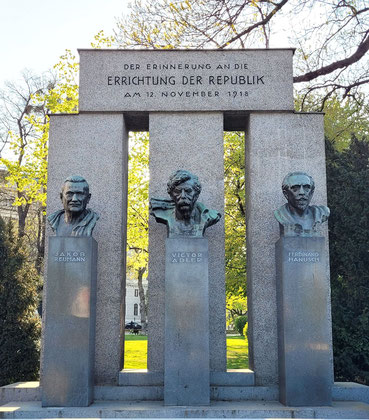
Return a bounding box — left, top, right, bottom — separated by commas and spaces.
95, 385, 278, 401
1, 399, 369, 419
119, 369, 255, 386
1, 381, 368, 405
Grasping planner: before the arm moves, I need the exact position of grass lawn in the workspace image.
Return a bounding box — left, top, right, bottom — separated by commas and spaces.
124, 334, 248, 369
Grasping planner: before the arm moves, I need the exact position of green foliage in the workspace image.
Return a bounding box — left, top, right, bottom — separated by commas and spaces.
295, 94, 369, 150
234, 315, 247, 336
226, 288, 247, 327
224, 132, 246, 295
0, 217, 41, 386
242, 322, 248, 339
326, 135, 369, 384
126, 132, 149, 273
0, 50, 79, 247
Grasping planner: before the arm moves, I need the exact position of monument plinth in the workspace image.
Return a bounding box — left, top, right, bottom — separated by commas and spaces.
276, 236, 332, 406
42, 236, 97, 407
165, 238, 210, 405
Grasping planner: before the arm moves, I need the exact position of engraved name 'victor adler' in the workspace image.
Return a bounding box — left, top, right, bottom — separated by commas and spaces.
171, 252, 203, 263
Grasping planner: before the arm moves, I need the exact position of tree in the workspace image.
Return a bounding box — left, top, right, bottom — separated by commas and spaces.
224, 131, 246, 296
326, 135, 369, 384
0, 217, 41, 386
114, 0, 369, 109
226, 288, 247, 327
126, 132, 149, 329
0, 50, 79, 273
0, 71, 51, 241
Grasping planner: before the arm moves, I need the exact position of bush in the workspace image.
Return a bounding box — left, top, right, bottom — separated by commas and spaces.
242, 322, 248, 339
326, 136, 369, 384
0, 218, 41, 386
234, 315, 247, 336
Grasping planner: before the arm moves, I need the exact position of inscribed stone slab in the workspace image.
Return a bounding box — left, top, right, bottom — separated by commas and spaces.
164, 238, 210, 406
276, 236, 333, 406
42, 237, 97, 407
79, 49, 294, 112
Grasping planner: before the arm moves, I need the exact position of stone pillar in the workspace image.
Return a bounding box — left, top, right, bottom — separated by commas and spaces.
245, 112, 332, 386
148, 112, 226, 373
43, 113, 128, 385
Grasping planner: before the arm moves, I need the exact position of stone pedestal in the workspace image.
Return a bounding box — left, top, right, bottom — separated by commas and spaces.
164, 238, 210, 406
42, 236, 97, 407
276, 236, 333, 406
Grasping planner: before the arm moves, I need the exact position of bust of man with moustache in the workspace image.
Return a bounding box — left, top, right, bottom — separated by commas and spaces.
274, 171, 330, 237
150, 170, 221, 238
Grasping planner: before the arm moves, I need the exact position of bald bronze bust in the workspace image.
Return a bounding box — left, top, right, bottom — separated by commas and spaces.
274, 171, 329, 237
150, 170, 221, 238
48, 175, 99, 237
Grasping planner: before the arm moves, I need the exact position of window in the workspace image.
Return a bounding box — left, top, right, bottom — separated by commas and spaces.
134, 303, 138, 316
134, 289, 139, 297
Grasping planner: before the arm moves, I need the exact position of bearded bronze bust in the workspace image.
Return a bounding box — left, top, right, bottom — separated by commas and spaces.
150, 170, 221, 238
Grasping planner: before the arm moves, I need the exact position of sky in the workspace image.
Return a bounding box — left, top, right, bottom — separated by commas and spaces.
0, 0, 129, 87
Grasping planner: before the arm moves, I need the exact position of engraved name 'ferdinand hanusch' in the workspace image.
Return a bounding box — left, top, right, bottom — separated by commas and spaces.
287, 251, 320, 263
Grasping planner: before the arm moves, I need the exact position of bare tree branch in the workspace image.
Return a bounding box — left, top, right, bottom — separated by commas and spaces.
294, 31, 369, 83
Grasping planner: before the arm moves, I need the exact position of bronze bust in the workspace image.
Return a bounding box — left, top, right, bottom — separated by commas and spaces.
274, 171, 329, 237
150, 170, 221, 238
48, 175, 99, 237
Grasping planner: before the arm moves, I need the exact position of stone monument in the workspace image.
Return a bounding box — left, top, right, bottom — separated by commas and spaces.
275, 172, 333, 406
150, 170, 220, 406
42, 176, 98, 407
41, 49, 333, 406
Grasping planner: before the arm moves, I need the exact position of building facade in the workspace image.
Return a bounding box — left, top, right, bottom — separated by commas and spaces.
125, 277, 148, 325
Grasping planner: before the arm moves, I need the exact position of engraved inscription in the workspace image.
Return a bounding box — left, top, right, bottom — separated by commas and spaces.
104, 60, 267, 102
287, 251, 320, 263
171, 252, 203, 263
54, 251, 86, 262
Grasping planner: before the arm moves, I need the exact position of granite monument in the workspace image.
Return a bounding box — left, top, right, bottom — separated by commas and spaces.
40, 49, 336, 409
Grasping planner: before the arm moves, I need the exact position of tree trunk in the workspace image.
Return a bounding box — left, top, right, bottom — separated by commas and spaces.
35, 206, 46, 275
17, 202, 29, 238
137, 266, 147, 330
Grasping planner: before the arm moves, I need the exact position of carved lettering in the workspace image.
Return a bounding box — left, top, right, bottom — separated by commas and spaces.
170, 251, 204, 263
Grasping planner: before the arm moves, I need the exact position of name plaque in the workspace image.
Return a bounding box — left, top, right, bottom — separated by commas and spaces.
79, 49, 294, 112
170, 251, 203, 263
54, 251, 86, 262
287, 251, 320, 263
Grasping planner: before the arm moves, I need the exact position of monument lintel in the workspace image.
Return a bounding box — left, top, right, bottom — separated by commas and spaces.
79, 49, 294, 112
